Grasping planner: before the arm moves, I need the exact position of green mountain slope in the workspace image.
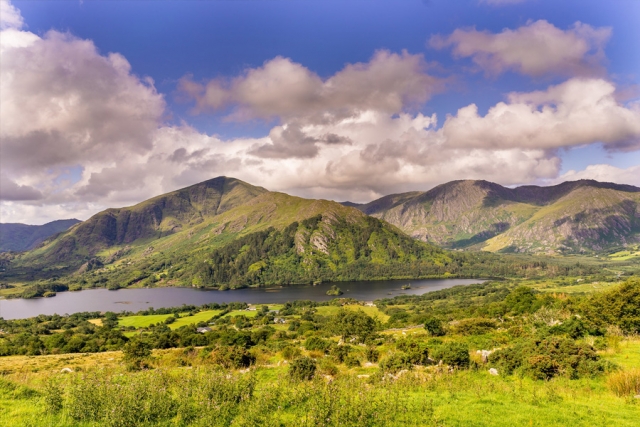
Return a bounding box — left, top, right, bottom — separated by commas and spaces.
0, 219, 80, 252
4, 177, 569, 293
354, 180, 640, 254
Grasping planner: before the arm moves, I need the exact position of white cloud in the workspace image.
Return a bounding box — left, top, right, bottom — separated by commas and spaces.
179, 50, 444, 123
0, 0, 23, 30
557, 164, 640, 187
441, 78, 640, 150
430, 20, 611, 77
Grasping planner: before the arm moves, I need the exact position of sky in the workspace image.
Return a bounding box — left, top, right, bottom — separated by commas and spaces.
1, 0, 639, 225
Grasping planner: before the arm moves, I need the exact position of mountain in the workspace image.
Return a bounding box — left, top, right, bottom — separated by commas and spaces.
0, 219, 81, 252
353, 180, 640, 254
2, 177, 470, 288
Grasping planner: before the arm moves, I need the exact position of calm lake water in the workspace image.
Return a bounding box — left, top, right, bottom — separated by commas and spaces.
0, 278, 484, 320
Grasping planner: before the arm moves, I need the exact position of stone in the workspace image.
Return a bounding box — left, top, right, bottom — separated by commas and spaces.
60, 367, 73, 373
489, 368, 499, 376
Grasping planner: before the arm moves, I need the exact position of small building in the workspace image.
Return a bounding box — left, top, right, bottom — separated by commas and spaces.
196, 327, 212, 333
273, 318, 286, 324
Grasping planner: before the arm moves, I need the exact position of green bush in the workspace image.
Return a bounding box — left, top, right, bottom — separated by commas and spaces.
489, 336, 606, 380
330, 344, 352, 363
305, 336, 329, 352
365, 346, 380, 362
395, 338, 429, 365
344, 354, 361, 368
581, 279, 640, 333
432, 342, 470, 368
424, 317, 446, 336
379, 353, 412, 374
212, 345, 255, 369
451, 318, 497, 336
289, 356, 317, 381
122, 339, 151, 371
281, 345, 302, 360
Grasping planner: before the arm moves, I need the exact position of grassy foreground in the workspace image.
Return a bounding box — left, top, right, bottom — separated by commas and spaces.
1, 336, 639, 427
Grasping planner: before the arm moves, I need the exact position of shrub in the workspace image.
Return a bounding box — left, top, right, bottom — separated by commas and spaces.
432, 342, 470, 368
607, 369, 640, 397
581, 279, 640, 333
490, 336, 606, 380
289, 356, 317, 381
305, 336, 329, 352
365, 346, 380, 363
379, 353, 412, 374
122, 339, 151, 370
318, 358, 339, 376
451, 318, 497, 336
344, 354, 361, 368
424, 317, 446, 336
396, 338, 429, 365
331, 344, 352, 363
281, 345, 302, 361
212, 345, 255, 369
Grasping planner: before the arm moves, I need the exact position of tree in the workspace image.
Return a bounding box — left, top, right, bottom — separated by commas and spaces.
330, 309, 377, 343
122, 339, 151, 370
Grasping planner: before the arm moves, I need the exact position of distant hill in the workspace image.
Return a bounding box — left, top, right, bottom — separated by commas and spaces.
353, 180, 640, 254
0, 219, 80, 252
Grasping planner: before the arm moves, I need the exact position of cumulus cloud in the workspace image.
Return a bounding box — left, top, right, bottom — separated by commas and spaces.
0, 0, 23, 30
441, 78, 640, 149
0, 29, 165, 177
179, 50, 443, 121
557, 164, 640, 187
430, 20, 611, 77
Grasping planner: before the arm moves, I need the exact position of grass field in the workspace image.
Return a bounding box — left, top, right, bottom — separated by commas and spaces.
315, 304, 390, 323
2, 340, 640, 426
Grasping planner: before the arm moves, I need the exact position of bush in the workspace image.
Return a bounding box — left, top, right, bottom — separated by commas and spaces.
122, 339, 151, 370
330, 344, 352, 363
396, 338, 429, 365
344, 354, 361, 368
490, 336, 606, 380
582, 279, 640, 333
212, 345, 255, 369
607, 369, 640, 397
365, 346, 380, 363
318, 358, 339, 376
424, 318, 446, 336
432, 342, 470, 368
451, 318, 497, 336
281, 345, 302, 361
305, 336, 329, 352
379, 353, 412, 374
289, 356, 317, 381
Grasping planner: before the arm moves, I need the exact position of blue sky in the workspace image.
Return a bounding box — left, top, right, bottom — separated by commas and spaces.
1, 0, 640, 223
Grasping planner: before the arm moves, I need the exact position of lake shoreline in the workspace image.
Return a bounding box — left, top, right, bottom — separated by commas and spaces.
0, 278, 487, 320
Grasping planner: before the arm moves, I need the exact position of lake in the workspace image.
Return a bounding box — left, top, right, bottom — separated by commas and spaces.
0, 278, 485, 320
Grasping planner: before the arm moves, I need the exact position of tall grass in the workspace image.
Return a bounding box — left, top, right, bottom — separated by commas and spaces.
607, 369, 640, 397
40, 367, 439, 426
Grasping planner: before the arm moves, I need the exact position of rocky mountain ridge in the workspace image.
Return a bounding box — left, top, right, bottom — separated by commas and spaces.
350, 180, 640, 254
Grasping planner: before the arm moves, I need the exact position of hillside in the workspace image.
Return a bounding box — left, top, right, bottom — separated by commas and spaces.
2, 177, 479, 290
0, 219, 80, 252
353, 180, 640, 254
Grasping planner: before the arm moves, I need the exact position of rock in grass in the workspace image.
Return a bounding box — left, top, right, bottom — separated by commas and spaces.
489, 368, 499, 376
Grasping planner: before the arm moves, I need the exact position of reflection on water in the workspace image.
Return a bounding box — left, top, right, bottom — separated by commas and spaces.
0, 278, 485, 320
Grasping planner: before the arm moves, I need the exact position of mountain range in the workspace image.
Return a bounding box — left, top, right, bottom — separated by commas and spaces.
2, 177, 636, 293
349, 179, 640, 254
0, 219, 80, 252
